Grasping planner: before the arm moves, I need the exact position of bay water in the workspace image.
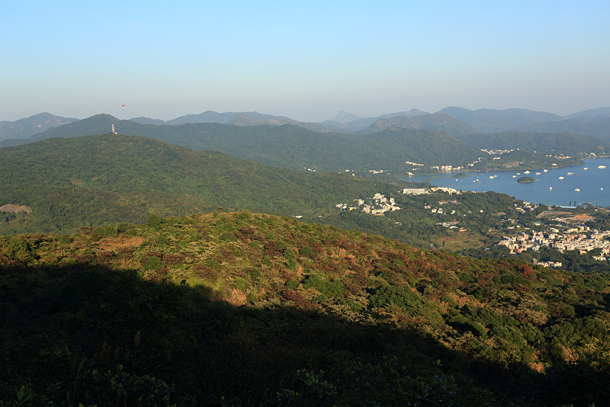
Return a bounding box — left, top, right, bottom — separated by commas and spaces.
406, 158, 610, 208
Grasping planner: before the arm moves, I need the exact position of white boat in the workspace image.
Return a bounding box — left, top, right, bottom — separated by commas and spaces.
599, 165, 607, 169
549, 187, 553, 190
558, 176, 564, 180
567, 172, 574, 175
524, 171, 530, 174
512, 175, 517, 178
535, 172, 541, 175
584, 167, 589, 170
575, 188, 581, 192
543, 169, 549, 172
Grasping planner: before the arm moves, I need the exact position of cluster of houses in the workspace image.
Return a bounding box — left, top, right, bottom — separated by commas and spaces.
336, 193, 401, 215
430, 164, 464, 172
481, 148, 515, 155
498, 227, 610, 262
336, 187, 464, 217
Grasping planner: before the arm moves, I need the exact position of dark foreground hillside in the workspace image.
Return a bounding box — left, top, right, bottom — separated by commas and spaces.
1, 212, 609, 406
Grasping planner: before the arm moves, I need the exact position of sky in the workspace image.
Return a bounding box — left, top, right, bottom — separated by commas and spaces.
1, 0, 609, 122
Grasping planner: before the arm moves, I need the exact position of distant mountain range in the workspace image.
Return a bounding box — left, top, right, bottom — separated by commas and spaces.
356, 113, 480, 138
437, 107, 563, 133
132, 111, 338, 133
322, 109, 430, 132
3, 106, 610, 153
0, 112, 77, 141
0, 114, 484, 173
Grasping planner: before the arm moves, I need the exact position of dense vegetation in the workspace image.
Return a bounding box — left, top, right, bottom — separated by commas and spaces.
0, 115, 486, 172
0, 134, 549, 256
1, 212, 609, 406
0, 134, 404, 234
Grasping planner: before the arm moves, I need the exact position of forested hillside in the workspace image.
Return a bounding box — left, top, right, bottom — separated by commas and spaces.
0, 115, 484, 172
1, 212, 609, 406
0, 134, 401, 234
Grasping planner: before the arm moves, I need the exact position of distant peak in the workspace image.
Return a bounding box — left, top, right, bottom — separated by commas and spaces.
327, 110, 366, 123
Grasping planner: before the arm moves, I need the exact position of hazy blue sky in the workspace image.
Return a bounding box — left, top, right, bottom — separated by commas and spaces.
2, 0, 609, 122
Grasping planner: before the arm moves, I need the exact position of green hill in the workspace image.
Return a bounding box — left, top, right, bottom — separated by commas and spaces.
0, 112, 77, 141
0, 114, 485, 173
0, 134, 403, 234
1, 212, 609, 406
358, 113, 480, 138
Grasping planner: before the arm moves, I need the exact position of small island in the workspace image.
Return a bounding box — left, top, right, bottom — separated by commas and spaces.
454, 173, 468, 178
517, 176, 536, 184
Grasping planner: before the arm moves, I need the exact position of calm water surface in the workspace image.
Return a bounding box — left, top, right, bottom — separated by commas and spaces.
406, 158, 610, 207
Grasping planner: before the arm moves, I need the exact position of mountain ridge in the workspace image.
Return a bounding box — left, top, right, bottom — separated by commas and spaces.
0, 114, 484, 173
357, 113, 480, 138
0, 112, 77, 141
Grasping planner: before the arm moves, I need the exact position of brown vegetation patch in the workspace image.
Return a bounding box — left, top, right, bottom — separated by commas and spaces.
98, 236, 145, 251
226, 288, 248, 306
570, 214, 594, 222
0, 204, 32, 214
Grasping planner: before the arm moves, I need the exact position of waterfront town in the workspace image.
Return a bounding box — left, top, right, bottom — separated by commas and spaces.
336, 186, 610, 268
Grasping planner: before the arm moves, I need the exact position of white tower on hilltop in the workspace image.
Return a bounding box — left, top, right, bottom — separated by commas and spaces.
111, 124, 117, 134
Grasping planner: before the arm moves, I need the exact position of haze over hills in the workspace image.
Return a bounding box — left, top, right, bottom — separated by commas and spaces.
517, 117, 610, 143
5, 106, 610, 143
437, 107, 564, 133
0, 114, 485, 173
132, 110, 339, 133
3, 106, 610, 164
0, 112, 77, 141
357, 113, 480, 138
325, 110, 367, 123
566, 107, 610, 121
322, 109, 430, 132
436, 107, 610, 142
